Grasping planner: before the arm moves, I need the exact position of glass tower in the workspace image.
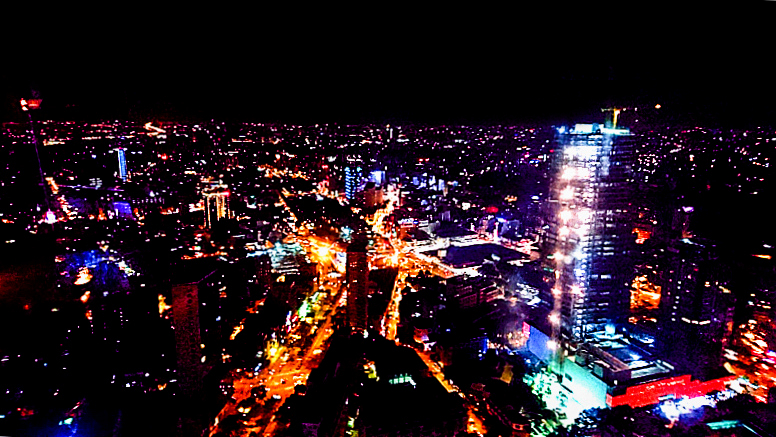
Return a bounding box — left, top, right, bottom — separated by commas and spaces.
344, 166, 361, 201
545, 124, 636, 341
117, 148, 127, 181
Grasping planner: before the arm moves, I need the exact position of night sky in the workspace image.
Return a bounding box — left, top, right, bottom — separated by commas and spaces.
2, 9, 772, 126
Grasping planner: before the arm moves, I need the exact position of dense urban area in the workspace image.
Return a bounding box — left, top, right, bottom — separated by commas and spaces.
2, 104, 776, 437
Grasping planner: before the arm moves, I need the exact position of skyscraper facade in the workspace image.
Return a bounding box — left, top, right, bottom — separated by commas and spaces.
117, 148, 128, 181
544, 124, 636, 341
344, 166, 360, 202
346, 238, 369, 332
171, 262, 219, 398
203, 185, 230, 228
171, 283, 205, 397
657, 238, 735, 377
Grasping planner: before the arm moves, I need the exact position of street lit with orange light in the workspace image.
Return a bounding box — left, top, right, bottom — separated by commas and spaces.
208, 201, 480, 437
631, 275, 661, 310
366, 197, 487, 435
723, 315, 776, 403
209, 226, 345, 437
209, 283, 341, 437
414, 347, 487, 434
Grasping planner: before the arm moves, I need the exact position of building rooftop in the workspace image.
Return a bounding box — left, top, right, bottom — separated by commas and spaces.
580, 331, 673, 385
440, 243, 527, 269
434, 224, 476, 239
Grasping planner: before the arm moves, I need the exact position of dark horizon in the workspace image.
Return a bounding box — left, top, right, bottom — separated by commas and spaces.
4, 82, 773, 129
3, 48, 775, 128
4, 2, 773, 126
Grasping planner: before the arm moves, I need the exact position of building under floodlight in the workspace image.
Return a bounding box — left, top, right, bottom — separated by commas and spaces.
543, 123, 637, 342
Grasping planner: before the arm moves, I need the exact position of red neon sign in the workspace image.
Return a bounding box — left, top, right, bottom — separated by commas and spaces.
606, 374, 736, 408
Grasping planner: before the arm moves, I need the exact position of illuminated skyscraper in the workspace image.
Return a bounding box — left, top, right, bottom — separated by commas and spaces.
117, 147, 128, 181
203, 185, 230, 228
544, 124, 636, 341
344, 166, 360, 201
346, 237, 369, 332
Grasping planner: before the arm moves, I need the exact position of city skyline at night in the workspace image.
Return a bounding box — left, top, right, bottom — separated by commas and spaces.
2, 109, 775, 436
3, 12, 776, 436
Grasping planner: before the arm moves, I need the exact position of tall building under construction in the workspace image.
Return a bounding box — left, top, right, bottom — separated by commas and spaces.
543, 123, 636, 342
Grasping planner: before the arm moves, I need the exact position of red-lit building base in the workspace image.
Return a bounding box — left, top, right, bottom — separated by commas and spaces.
606, 374, 737, 408
634, 227, 651, 245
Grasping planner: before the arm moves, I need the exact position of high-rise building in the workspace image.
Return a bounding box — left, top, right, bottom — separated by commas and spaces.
117, 147, 128, 181
657, 238, 735, 377
544, 123, 636, 342
346, 237, 369, 332
171, 283, 205, 397
344, 166, 360, 202
171, 261, 218, 398
254, 254, 273, 292
203, 185, 230, 228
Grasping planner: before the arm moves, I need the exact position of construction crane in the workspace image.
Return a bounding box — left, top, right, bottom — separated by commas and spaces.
601, 107, 623, 128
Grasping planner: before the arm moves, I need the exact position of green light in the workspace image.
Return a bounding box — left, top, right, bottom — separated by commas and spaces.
707, 420, 740, 430
601, 127, 631, 136
298, 301, 309, 318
